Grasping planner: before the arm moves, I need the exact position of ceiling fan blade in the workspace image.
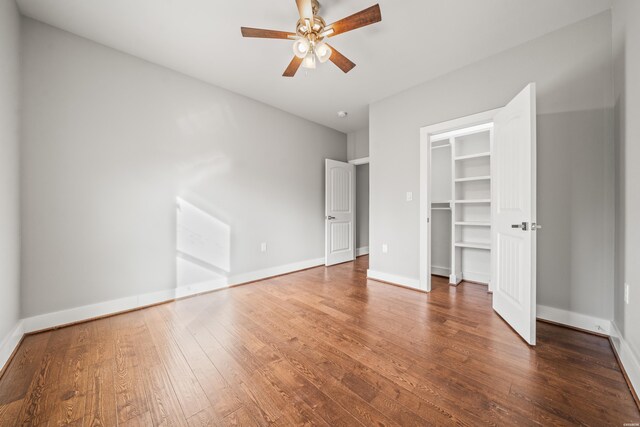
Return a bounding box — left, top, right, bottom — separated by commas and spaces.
327, 45, 356, 73
296, 0, 314, 21
326, 4, 382, 37
283, 56, 304, 77
241, 27, 296, 39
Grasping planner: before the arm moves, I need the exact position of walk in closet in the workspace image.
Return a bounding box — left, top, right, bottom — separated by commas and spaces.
429, 123, 493, 288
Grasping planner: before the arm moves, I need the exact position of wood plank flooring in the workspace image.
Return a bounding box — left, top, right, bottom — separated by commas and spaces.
1, 256, 638, 426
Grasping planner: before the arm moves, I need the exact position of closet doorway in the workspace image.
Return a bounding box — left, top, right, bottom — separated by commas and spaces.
419, 84, 539, 345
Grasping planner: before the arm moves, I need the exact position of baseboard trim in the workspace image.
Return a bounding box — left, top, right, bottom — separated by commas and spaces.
356, 247, 369, 257
610, 322, 640, 409
0, 321, 25, 380
225, 258, 325, 288
536, 305, 612, 336
431, 265, 450, 277
461, 271, 489, 284
20, 257, 325, 335
367, 269, 421, 290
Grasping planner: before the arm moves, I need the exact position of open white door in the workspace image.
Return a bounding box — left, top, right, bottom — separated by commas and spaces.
492, 83, 538, 345
325, 159, 356, 266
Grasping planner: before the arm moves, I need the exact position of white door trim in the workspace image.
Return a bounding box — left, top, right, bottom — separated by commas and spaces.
419, 108, 501, 292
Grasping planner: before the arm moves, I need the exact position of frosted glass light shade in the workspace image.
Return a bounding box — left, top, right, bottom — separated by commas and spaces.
302, 52, 316, 69
315, 42, 332, 63
292, 38, 310, 59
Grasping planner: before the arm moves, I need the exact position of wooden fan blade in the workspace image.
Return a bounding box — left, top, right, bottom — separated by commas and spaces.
327, 45, 356, 73
241, 27, 296, 39
283, 56, 304, 77
326, 4, 381, 37
296, 0, 314, 21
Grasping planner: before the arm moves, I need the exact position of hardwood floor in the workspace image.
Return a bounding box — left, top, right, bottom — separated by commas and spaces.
0, 255, 638, 426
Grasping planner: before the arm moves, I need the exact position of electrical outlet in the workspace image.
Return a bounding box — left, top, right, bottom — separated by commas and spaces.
406, 192, 413, 202
260, 242, 267, 253
625, 283, 630, 305
382, 244, 388, 254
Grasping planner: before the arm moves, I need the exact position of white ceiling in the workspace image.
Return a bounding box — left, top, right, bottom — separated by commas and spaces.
17, 0, 612, 133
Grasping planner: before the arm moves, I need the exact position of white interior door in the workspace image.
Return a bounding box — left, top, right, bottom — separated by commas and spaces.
325, 159, 356, 266
492, 83, 538, 345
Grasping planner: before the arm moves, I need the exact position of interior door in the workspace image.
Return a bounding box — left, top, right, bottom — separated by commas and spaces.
492, 83, 537, 345
325, 159, 356, 266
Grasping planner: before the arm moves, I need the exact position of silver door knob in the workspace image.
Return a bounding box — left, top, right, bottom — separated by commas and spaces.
327, 216, 335, 220
532, 222, 542, 230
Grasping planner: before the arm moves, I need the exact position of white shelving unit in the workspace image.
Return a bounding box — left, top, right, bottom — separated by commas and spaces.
429, 124, 493, 287
451, 127, 493, 285
453, 152, 491, 161
454, 176, 491, 183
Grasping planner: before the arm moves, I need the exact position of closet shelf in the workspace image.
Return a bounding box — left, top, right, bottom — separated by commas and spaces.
455, 241, 491, 250
455, 221, 491, 227
432, 207, 451, 211
455, 175, 491, 183
454, 199, 491, 204
454, 152, 491, 161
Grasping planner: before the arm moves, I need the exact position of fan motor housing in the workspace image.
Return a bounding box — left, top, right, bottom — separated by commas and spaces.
296, 16, 326, 39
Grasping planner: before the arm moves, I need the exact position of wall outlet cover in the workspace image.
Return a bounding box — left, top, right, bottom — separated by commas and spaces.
406, 192, 413, 202
260, 242, 267, 252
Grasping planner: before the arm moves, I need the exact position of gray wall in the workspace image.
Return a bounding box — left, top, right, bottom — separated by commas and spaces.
356, 164, 369, 249
0, 0, 21, 341
20, 18, 346, 318
369, 12, 615, 320
613, 0, 640, 366
347, 127, 369, 161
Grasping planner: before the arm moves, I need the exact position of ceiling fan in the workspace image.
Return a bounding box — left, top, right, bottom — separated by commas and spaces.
241, 0, 382, 77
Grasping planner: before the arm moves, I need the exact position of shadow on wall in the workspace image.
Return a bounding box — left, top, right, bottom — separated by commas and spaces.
176, 197, 230, 291
536, 107, 615, 319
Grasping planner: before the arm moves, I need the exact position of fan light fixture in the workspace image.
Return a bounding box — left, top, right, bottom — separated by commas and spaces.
315, 42, 332, 63
302, 52, 316, 69
241, 1, 382, 77
293, 38, 310, 58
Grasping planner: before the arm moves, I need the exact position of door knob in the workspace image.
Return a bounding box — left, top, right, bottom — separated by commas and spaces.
532, 222, 542, 230
511, 222, 528, 231
327, 216, 336, 220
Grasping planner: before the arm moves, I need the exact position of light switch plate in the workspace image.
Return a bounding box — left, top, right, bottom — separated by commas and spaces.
260, 242, 267, 253
382, 244, 388, 254
406, 192, 413, 202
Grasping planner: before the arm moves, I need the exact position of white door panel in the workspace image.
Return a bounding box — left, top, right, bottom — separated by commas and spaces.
492, 83, 537, 345
325, 159, 355, 266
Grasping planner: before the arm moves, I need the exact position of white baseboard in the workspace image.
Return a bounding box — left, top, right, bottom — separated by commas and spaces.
461, 271, 490, 284
367, 269, 421, 290
610, 322, 640, 401
0, 320, 24, 373
226, 257, 324, 287
356, 246, 369, 257
536, 305, 612, 335
20, 257, 325, 335
431, 265, 450, 277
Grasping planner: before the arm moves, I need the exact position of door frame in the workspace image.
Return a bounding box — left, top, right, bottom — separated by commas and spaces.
419, 108, 502, 292
349, 157, 370, 257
